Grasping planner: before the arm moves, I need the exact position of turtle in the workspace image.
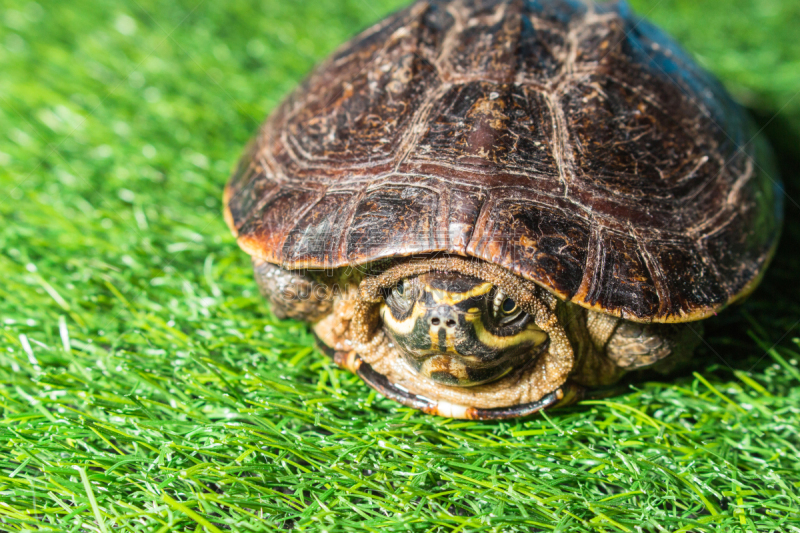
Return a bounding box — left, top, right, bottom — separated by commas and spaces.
223, 0, 783, 419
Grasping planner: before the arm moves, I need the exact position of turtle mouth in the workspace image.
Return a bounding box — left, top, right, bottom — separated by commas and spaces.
403, 352, 519, 387
392, 338, 548, 388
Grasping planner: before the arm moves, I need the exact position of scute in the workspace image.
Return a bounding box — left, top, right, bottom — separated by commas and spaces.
579, 229, 660, 319
225, 0, 782, 322
467, 199, 590, 298
347, 185, 440, 261
561, 76, 726, 202
643, 238, 728, 317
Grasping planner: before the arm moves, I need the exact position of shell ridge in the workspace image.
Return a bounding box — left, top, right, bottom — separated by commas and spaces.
544, 88, 572, 199
584, 226, 606, 308
574, 221, 600, 303
341, 187, 368, 267
393, 82, 450, 171
464, 192, 497, 260
636, 235, 670, 318
458, 187, 486, 255
428, 0, 466, 80
280, 186, 333, 263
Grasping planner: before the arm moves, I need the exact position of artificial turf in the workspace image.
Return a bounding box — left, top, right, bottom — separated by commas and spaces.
1, 0, 800, 530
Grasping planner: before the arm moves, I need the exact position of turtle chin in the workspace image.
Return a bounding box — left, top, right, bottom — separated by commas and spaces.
401, 351, 521, 387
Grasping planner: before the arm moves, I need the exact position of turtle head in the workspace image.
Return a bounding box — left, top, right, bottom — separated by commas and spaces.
379, 271, 548, 387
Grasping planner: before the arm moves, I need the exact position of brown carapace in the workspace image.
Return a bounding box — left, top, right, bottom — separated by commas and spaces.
223, 0, 782, 419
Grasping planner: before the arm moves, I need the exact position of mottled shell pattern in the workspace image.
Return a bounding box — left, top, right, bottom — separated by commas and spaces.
224, 0, 782, 323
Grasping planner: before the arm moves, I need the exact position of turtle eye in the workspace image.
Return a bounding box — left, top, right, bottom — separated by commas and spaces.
387, 279, 414, 305
492, 289, 524, 325
501, 297, 517, 314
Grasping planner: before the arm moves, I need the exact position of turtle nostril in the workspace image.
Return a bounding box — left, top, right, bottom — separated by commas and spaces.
431, 317, 440, 326
445, 319, 456, 327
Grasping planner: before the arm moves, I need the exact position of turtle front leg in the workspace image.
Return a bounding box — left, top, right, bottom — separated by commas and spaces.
252, 258, 332, 322
602, 318, 702, 374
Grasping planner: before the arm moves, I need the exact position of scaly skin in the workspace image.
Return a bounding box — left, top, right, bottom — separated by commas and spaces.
254, 256, 699, 418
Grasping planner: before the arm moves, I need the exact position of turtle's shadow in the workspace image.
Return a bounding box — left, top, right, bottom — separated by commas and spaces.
697, 107, 800, 375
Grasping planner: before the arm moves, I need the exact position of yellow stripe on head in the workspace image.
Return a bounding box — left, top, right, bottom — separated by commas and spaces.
426, 282, 493, 305
380, 302, 425, 336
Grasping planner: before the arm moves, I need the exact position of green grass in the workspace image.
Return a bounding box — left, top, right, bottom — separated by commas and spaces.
1, 0, 800, 530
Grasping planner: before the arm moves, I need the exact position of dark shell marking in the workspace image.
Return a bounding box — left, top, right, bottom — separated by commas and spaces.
225, 0, 782, 322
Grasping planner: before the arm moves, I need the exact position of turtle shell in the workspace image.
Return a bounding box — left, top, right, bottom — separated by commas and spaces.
224, 0, 782, 323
